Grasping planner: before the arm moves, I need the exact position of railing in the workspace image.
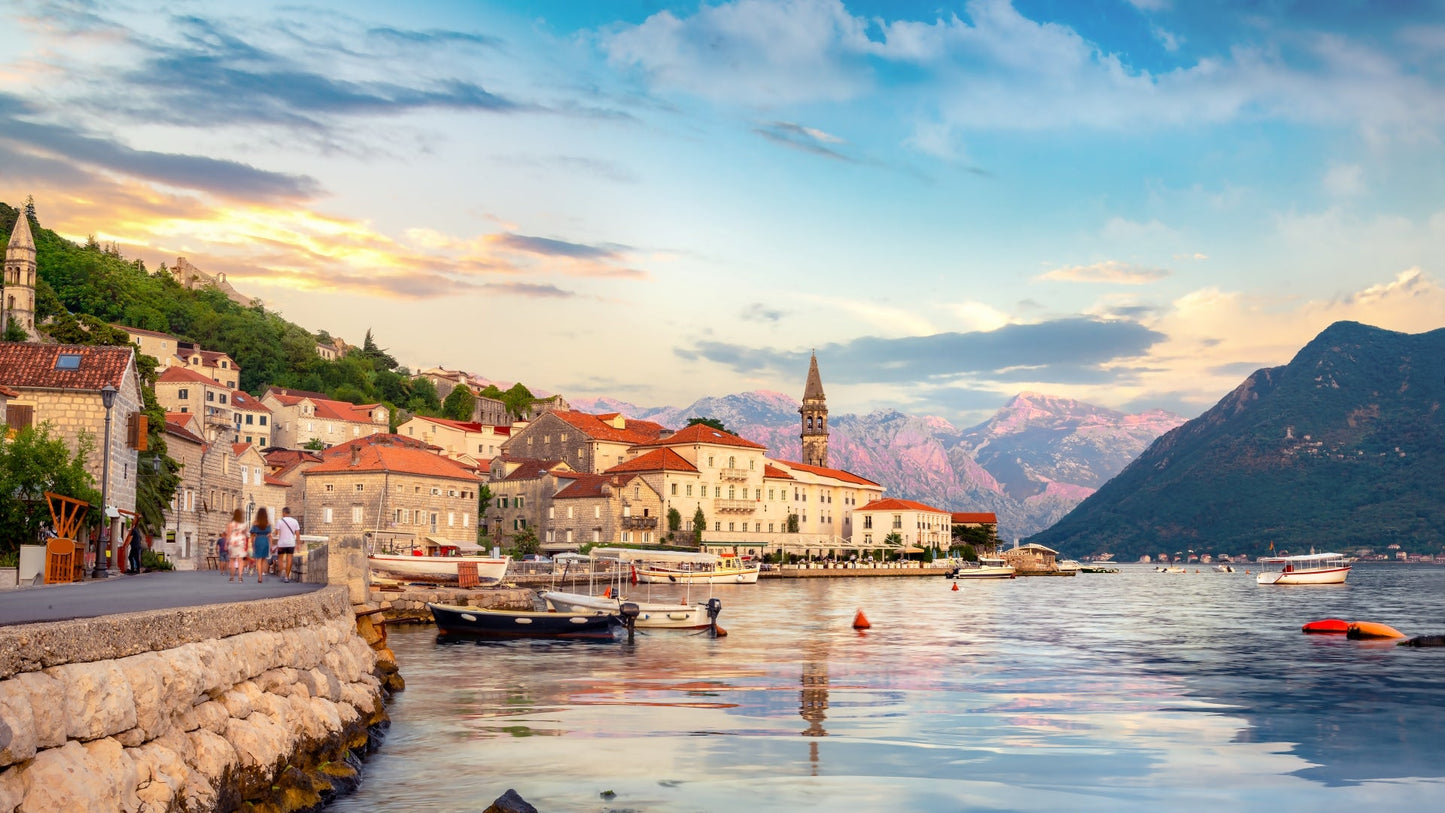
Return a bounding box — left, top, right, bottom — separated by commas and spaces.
713, 499, 756, 513
718, 467, 749, 481
621, 516, 658, 530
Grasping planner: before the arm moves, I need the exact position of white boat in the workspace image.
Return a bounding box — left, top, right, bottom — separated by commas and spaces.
1156, 565, 1187, 574
539, 590, 722, 630
606, 549, 759, 584
1214, 564, 1235, 573
1057, 559, 1082, 574
1256, 552, 1350, 585
369, 553, 510, 583
946, 557, 1016, 579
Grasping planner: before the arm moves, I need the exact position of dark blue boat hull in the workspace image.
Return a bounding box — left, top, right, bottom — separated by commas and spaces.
428, 603, 621, 640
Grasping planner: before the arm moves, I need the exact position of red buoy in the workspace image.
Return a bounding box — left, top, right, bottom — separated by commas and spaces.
951, 583, 959, 591
1301, 618, 1349, 634
853, 609, 871, 630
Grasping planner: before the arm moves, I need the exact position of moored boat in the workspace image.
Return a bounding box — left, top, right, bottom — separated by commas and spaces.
428, 602, 622, 640
1057, 559, 1082, 574
626, 550, 760, 584
946, 557, 1015, 579
539, 590, 722, 631
370, 553, 510, 584
1255, 553, 1350, 585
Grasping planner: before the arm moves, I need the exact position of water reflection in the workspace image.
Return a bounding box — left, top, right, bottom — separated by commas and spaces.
333, 568, 1445, 812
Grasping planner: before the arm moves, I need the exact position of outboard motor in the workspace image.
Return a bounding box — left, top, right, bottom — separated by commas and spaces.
705, 598, 725, 638
619, 602, 641, 643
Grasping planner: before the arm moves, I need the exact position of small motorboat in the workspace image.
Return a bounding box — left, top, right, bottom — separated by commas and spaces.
946, 557, 1016, 579
1256, 553, 1350, 585
540, 591, 723, 633
1214, 564, 1235, 573
428, 603, 632, 640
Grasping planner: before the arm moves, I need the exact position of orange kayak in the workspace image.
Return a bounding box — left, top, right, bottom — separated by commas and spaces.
1346, 621, 1407, 639
1301, 618, 1350, 634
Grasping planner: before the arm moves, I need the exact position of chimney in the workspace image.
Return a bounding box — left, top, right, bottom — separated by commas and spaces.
349, 446, 361, 467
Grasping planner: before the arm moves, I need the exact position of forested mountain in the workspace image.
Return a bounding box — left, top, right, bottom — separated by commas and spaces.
1028, 321, 1445, 560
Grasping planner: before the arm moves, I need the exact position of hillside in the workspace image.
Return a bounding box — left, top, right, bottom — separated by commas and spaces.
572, 391, 1184, 539
1028, 321, 1445, 560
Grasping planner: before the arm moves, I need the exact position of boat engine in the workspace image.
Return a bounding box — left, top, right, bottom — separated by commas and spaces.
706, 598, 724, 637
619, 602, 641, 642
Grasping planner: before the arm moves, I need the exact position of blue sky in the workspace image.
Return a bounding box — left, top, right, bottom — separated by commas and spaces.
2, 0, 1442, 423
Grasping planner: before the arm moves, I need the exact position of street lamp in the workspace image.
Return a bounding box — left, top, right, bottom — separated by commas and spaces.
92, 384, 117, 578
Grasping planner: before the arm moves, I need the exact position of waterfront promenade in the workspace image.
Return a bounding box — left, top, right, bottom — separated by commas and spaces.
0, 570, 321, 626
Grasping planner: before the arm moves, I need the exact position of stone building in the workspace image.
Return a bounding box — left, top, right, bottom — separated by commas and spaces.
155, 365, 236, 441
549, 472, 663, 550
263, 448, 324, 519
168, 256, 252, 307
396, 415, 510, 466
175, 343, 240, 390
235, 443, 289, 528
0, 384, 16, 426
1, 210, 38, 341
114, 325, 184, 369
231, 390, 273, 448
499, 409, 665, 475
485, 457, 572, 542
800, 352, 829, 467
854, 497, 952, 553
0, 343, 146, 529
160, 412, 244, 569
301, 434, 481, 546
262, 387, 388, 450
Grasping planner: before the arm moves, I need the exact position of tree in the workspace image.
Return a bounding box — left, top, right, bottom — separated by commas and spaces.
442, 385, 476, 421
408, 377, 441, 414
356, 328, 398, 371
501, 382, 534, 419
692, 507, 706, 546
786, 513, 799, 533
667, 507, 682, 541
303, 438, 326, 451
476, 484, 493, 541
0, 425, 102, 555
508, 526, 540, 558
2, 319, 25, 342
686, 417, 728, 433
883, 532, 904, 560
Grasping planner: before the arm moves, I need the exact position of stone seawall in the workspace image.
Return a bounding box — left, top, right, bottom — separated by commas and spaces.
0, 586, 388, 812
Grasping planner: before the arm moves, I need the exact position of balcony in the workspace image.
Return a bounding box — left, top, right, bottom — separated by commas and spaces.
714, 499, 756, 514
621, 516, 658, 530
718, 467, 749, 482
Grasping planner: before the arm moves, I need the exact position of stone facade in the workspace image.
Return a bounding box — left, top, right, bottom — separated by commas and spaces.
0, 586, 386, 813
115, 325, 184, 370
500, 410, 662, 475
800, 352, 829, 467
303, 445, 480, 546
162, 420, 243, 568
1, 212, 37, 342
155, 367, 236, 441
396, 415, 509, 465
547, 473, 663, 550
262, 391, 387, 451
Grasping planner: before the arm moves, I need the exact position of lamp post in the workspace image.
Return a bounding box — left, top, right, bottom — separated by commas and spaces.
93, 384, 118, 578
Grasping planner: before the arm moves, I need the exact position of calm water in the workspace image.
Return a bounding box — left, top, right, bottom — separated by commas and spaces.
334, 566, 1445, 812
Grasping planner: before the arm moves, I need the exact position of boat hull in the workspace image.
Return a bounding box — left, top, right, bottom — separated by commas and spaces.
369, 554, 510, 584
946, 566, 1016, 579
539, 591, 716, 629
634, 566, 759, 584
1256, 566, 1350, 585
428, 603, 619, 640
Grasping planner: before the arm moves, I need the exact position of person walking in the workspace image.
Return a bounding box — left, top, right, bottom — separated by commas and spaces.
224, 509, 248, 582
249, 508, 273, 584
275, 507, 300, 583
127, 521, 145, 574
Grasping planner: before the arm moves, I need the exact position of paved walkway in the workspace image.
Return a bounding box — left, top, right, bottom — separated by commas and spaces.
0, 570, 322, 627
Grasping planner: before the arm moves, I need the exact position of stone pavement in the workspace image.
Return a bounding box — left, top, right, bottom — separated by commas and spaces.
0, 569, 322, 626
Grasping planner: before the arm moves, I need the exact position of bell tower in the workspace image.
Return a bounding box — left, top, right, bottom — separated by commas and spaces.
3, 209, 38, 341
799, 352, 828, 467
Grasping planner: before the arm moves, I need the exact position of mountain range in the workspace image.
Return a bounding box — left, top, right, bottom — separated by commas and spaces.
572, 391, 1185, 540
1028, 321, 1445, 560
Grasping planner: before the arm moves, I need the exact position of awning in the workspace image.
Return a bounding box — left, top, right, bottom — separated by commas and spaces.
426, 535, 485, 552
589, 547, 720, 564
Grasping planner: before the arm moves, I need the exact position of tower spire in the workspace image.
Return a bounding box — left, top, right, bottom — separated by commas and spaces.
799, 351, 829, 467
3, 209, 39, 341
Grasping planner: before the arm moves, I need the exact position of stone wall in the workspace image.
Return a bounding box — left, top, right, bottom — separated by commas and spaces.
0, 586, 388, 812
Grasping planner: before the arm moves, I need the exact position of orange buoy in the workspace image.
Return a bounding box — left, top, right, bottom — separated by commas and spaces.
1347, 621, 1407, 640
1302, 618, 1350, 634
853, 609, 871, 630
713, 626, 728, 637
951, 583, 959, 591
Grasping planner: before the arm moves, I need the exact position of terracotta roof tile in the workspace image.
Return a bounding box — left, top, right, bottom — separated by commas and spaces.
604, 448, 697, 474
763, 464, 794, 480
553, 472, 644, 500
231, 390, 271, 413
165, 420, 206, 445
775, 460, 880, 487
550, 410, 667, 445
263, 475, 291, 487
320, 434, 438, 456
859, 498, 948, 514
502, 458, 567, 481
112, 324, 176, 340
157, 365, 223, 386
303, 444, 479, 480
0, 384, 19, 398
951, 512, 997, 524
0, 342, 134, 392
633, 423, 767, 450
232, 442, 251, 456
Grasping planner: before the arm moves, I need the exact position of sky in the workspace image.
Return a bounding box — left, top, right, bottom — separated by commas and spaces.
2, 0, 1443, 425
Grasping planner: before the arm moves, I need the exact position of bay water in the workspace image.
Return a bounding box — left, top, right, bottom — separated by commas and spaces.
333, 565, 1445, 811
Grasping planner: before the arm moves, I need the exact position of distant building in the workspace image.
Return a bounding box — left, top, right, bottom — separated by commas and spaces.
800, 352, 828, 467
175, 343, 240, 390
168, 257, 252, 307
155, 366, 236, 441
396, 415, 511, 466
1, 212, 38, 341
500, 410, 666, 474
262, 386, 388, 450
855, 498, 951, 553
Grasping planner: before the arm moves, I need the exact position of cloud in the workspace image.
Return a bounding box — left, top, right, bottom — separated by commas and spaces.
1101, 217, 1178, 242
754, 120, 855, 161
1172, 252, 1208, 261
679, 317, 1167, 386
741, 303, 786, 323
1322, 163, 1365, 197
0, 92, 320, 203
1040, 261, 1170, 284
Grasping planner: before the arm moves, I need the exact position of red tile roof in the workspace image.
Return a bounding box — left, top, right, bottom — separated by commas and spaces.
267, 389, 383, 424
550, 410, 667, 445
553, 472, 643, 500
112, 324, 176, 340
633, 422, 766, 450
265, 386, 331, 401
414, 416, 486, 432
157, 365, 223, 386
231, 390, 270, 412
303, 443, 480, 480
232, 442, 252, 456
263, 475, 291, 488
320, 433, 438, 456
502, 458, 568, 481
763, 464, 794, 480
0, 384, 19, 398
775, 460, 880, 487
859, 498, 949, 514
0, 343, 134, 392
951, 512, 998, 524
165, 420, 206, 445
604, 448, 698, 474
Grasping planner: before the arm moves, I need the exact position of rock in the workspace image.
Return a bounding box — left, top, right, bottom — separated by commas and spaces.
117, 652, 166, 740
0, 763, 24, 813
115, 726, 147, 747
12, 672, 65, 749
192, 700, 230, 735
0, 681, 35, 766
49, 661, 136, 742
484, 788, 540, 813
17, 742, 102, 813
185, 728, 237, 785
130, 740, 188, 812
81, 738, 141, 811
217, 686, 253, 720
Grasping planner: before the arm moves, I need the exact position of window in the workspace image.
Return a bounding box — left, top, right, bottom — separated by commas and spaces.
768, 488, 774, 500
352, 506, 363, 523
431, 487, 441, 496
591, 529, 599, 543
55, 353, 82, 370
708, 456, 714, 467
323, 507, 333, 523
206, 391, 214, 402
671, 483, 677, 496
729, 456, 735, 468
448, 512, 455, 527
500, 497, 508, 508
462, 513, 469, 528
863, 516, 872, 529
686, 484, 693, 497
594, 506, 601, 519
768, 523, 774, 533
219, 394, 227, 404
560, 433, 568, 442
892, 515, 902, 529
714, 486, 721, 498
240, 465, 249, 485
355, 483, 365, 492
728, 522, 735, 532
325, 484, 335, 492
714, 522, 721, 531
448, 489, 457, 498
245, 414, 253, 425
178, 388, 189, 399
567, 506, 574, 519
548, 506, 555, 519
516, 496, 524, 509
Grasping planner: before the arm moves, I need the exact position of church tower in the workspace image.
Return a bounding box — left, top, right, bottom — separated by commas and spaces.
799, 352, 828, 467
3, 210, 38, 341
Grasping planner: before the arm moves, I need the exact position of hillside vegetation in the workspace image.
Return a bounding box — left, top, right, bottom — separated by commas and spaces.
1029, 321, 1445, 560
